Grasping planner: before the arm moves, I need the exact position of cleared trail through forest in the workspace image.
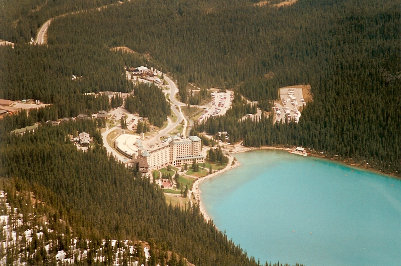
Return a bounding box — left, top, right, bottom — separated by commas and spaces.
34, 0, 130, 45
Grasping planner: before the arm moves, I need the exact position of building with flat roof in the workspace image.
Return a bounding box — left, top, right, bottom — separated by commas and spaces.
126, 135, 204, 171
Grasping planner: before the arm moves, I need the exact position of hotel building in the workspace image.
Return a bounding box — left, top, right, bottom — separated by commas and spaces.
116, 134, 204, 172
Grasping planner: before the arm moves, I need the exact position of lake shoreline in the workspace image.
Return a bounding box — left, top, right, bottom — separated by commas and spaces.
191, 145, 292, 222
190, 155, 241, 222
228, 143, 400, 179
193, 143, 399, 222
195, 147, 401, 265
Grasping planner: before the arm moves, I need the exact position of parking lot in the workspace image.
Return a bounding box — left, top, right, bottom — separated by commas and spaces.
274, 87, 306, 123
198, 91, 234, 123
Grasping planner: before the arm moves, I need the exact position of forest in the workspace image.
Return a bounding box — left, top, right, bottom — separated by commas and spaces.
0, 121, 260, 265
0, 0, 117, 43
42, 0, 399, 175
0, 0, 399, 263
125, 83, 171, 127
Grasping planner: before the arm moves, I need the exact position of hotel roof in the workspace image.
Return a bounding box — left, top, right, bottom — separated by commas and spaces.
188, 136, 201, 141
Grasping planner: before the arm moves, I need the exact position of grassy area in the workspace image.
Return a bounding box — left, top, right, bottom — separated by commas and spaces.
106, 129, 121, 147
185, 168, 208, 178
163, 189, 181, 194
165, 194, 189, 208
182, 106, 204, 120
178, 175, 195, 190
203, 161, 227, 171
160, 167, 176, 177
170, 111, 178, 123
152, 170, 160, 179
170, 123, 183, 135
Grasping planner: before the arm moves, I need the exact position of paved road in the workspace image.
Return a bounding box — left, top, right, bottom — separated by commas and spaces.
102, 75, 188, 160
101, 107, 137, 163
165, 75, 188, 136
34, 1, 128, 45
144, 75, 188, 146
102, 126, 128, 163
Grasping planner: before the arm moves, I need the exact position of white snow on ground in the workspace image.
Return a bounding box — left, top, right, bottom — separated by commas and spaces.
0, 215, 8, 224
144, 246, 150, 260
24, 229, 32, 242
56, 250, 66, 260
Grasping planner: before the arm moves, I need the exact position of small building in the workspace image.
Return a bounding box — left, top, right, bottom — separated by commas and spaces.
97, 110, 108, 119
161, 179, 173, 189
78, 132, 90, 146
133, 66, 149, 75
77, 114, 89, 120
137, 156, 150, 173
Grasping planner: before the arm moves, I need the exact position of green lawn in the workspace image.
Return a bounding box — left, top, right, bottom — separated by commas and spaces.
185, 168, 208, 178
160, 167, 176, 177
182, 106, 204, 120
178, 175, 195, 190
170, 112, 178, 123
165, 194, 189, 208
203, 161, 227, 171
152, 170, 160, 179
163, 189, 181, 194
170, 123, 183, 135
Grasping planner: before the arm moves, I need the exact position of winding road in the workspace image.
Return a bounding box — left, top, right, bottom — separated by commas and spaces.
101, 75, 189, 163
33, 0, 190, 161
142, 75, 188, 146
34, 1, 128, 45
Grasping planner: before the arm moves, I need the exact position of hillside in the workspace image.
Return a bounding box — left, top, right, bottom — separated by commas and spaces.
0, 0, 399, 264
0, 120, 258, 265
44, 0, 400, 175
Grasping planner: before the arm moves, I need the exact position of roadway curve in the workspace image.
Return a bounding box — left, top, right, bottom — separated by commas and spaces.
143, 75, 188, 146
34, 1, 128, 45
101, 76, 188, 161
33, 0, 190, 153
166, 75, 188, 137
102, 126, 128, 163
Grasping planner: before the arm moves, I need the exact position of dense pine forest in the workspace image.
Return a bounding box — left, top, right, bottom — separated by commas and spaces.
43, 0, 400, 175
0, 0, 400, 263
0, 121, 260, 265
125, 83, 171, 127
0, 0, 117, 43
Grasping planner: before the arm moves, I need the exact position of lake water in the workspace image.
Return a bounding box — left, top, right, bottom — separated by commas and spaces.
200, 150, 401, 265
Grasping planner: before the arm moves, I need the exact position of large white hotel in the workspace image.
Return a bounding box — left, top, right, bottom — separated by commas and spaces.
115, 134, 204, 172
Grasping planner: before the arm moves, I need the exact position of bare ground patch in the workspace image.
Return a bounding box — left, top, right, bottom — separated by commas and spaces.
110, 46, 152, 60
300, 84, 313, 103
253, 0, 298, 8
273, 0, 298, 7
282, 84, 313, 103
0, 40, 14, 48
254, 1, 269, 7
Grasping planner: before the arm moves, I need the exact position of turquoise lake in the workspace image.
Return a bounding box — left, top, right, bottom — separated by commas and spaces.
199, 150, 401, 265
